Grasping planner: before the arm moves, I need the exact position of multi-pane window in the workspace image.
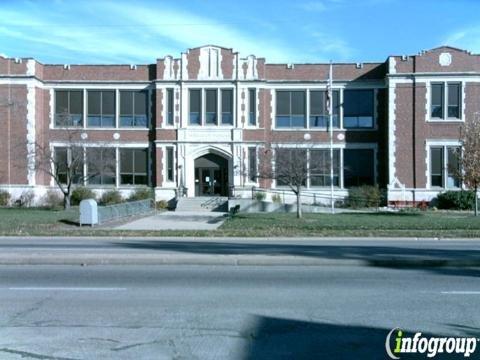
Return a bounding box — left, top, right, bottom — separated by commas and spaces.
120, 90, 148, 127
275, 149, 307, 186
206, 89, 218, 124
120, 148, 148, 185
276, 91, 306, 128
310, 90, 340, 128
343, 149, 375, 187
431, 83, 461, 120
87, 90, 115, 127
430, 146, 461, 188
166, 147, 174, 182
189, 89, 201, 125
221, 89, 233, 125
86, 148, 116, 185
343, 90, 374, 128
248, 147, 257, 182
310, 149, 340, 186
55, 90, 83, 127
54, 147, 84, 185
248, 89, 256, 126
166, 89, 174, 126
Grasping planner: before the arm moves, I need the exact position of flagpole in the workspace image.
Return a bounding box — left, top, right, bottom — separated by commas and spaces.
329, 61, 335, 214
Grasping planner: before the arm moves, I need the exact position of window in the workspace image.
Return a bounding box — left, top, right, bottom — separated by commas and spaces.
166, 147, 174, 182
276, 91, 306, 128
248, 147, 257, 182
275, 148, 307, 186
249, 89, 256, 126
310, 149, 340, 186
431, 83, 462, 120
55, 90, 83, 127
87, 90, 115, 127
120, 90, 148, 127
221, 89, 233, 125
86, 148, 116, 185
54, 147, 84, 184
189, 89, 201, 125
343, 149, 374, 187
120, 148, 148, 185
166, 89, 174, 125
430, 146, 461, 188
448, 83, 461, 119
205, 89, 218, 125
431, 83, 444, 119
310, 90, 340, 128
343, 90, 374, 128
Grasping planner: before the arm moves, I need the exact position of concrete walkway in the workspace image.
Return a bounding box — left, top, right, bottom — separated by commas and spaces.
114, 211, 227, 231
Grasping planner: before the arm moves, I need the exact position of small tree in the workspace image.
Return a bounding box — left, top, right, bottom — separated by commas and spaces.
31, 116, 116, 209
456, 113, 480, 216
257, 140, 334, 219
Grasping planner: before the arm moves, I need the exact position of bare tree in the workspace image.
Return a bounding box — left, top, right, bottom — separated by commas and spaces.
456, 113, 480, 215
31, 116, 116, 209
257, 139, 335, 219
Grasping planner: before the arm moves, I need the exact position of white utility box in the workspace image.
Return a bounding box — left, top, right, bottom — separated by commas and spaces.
79, 199, 98, 226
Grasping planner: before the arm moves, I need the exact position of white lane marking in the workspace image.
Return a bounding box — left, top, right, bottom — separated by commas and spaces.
8, 287, 127, 291
441, 291, 480, 295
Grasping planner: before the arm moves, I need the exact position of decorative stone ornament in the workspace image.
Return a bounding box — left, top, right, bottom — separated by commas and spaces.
80, 132, 88, 140
439, 52, 452, 67
337, 133, 345, 141
113, 133, 120, 140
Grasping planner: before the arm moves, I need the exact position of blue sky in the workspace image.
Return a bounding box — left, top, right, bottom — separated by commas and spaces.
1, 0, 480, 64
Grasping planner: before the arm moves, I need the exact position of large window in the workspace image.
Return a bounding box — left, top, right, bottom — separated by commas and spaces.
343, 90, 374, 128
276, 91, 306, 128
87, 90, 115, 127
248, 147, 257, 182
55, 90, 83, 127
120, 148, 148, 185
343, 149, 374, 187
189, 89, 201, 125
166, 89, 174, 126
310, 90, 340, 128
54, 147, 84, 185
431, 83, 461, 120
310, 149, 340, 186
221, 89, 233, 125
248, 89, 256, 126
206, 89, 218, 124
275, 149, 308, 186
430, 146, 461, 188
86, 148, 116, 185
166, 147, 174, 182
120, 90, 148, 127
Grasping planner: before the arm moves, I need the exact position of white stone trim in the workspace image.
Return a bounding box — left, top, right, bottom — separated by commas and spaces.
388, 79, 397, 185
26, 85, 36, 185
26, 60, 35, 76
425, 80, 465, 122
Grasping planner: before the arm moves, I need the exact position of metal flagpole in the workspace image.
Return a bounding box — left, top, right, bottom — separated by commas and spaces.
328, 61, 335, 214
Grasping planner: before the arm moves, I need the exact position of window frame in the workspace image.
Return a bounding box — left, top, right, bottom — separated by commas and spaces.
428, 144, 462, 189
342, 89, 375, 129
119, 148, 149, 186
119, 90, 149, 128
248, 88, 257, 127
247, 147, 257, 183
87, 90, 116, 128
166, 147, 175, 182
54, 89, 84, 127
166, 88, 174, 126
275, 90, 307, 129
309, 90, 340, 129
85, 147, 117, 186
428, 82, 463, 122
309, 149, 341, 187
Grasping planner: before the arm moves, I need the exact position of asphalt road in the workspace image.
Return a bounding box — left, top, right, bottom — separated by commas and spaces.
1, 265, 479, 359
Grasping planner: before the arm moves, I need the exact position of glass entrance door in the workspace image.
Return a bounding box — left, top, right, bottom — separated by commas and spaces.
195, 167, 226, 196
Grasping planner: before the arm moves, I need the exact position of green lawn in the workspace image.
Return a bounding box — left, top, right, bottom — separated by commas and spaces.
1, 208, 480, 237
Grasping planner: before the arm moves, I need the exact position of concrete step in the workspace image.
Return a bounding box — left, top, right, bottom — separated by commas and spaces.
175, 197, 228, 212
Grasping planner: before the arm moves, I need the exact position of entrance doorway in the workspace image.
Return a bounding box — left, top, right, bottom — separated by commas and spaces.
194, 154, 228, 196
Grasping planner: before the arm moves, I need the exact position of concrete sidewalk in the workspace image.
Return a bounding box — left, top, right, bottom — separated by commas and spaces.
114, 211, 227, 230
0, 236, 479, 267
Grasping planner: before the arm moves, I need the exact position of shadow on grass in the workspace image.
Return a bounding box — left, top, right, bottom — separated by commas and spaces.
242, 315, 466, 360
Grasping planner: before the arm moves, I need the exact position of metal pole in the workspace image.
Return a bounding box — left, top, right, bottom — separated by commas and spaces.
329, 62, 335, 214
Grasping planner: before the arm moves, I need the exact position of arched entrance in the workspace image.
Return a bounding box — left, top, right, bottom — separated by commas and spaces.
194, 153, 229, 196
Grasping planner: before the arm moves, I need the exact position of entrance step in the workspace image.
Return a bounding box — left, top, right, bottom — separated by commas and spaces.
175, 197, 228, 212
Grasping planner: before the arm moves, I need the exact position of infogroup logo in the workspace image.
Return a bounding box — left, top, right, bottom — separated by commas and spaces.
385, 328, 479, 359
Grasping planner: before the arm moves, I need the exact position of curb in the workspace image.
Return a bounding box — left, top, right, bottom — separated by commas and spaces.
0, 254, 478, 267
